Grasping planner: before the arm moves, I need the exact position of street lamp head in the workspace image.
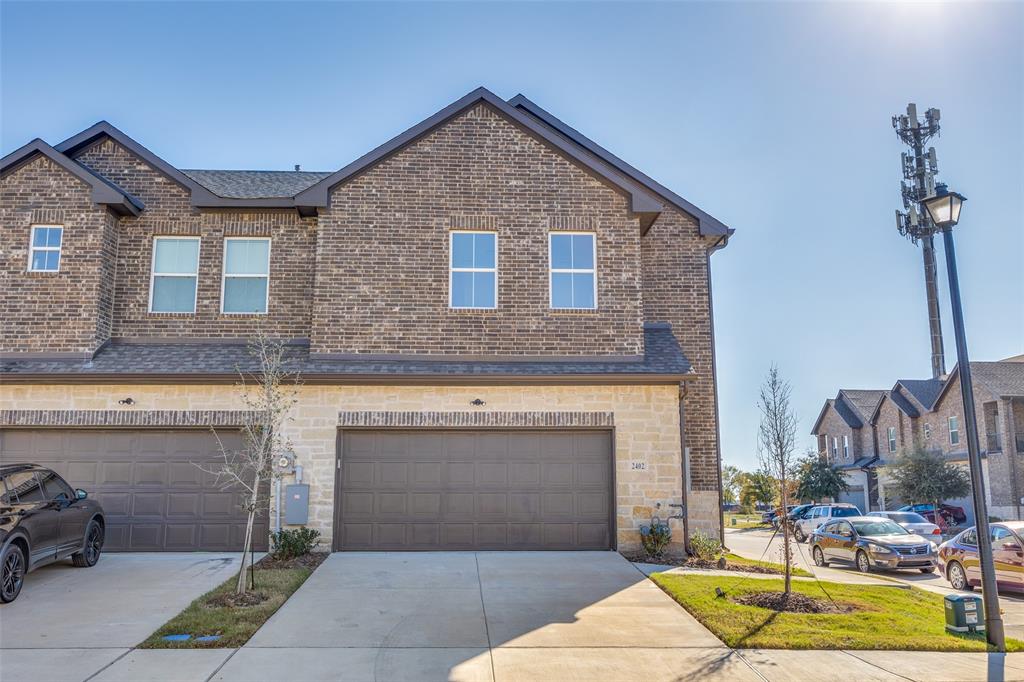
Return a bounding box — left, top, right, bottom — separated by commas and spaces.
921, 183, 966, 229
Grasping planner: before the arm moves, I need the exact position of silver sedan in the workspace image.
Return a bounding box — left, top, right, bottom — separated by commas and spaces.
867, 511, 942, 538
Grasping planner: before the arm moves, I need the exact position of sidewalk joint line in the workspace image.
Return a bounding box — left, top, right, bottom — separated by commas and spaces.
474, 552, 498, 682
81, 647, 134, 682
732, 650, 770, 682
840, 649, 916, 681
205, 646, 241, 682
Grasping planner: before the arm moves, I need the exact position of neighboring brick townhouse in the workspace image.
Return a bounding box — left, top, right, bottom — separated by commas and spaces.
0, 87, 733, 554
811, 357, 1024, 523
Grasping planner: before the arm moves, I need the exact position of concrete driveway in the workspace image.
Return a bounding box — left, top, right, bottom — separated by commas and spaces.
213, 551, 757, 681
0, 553, 245, 681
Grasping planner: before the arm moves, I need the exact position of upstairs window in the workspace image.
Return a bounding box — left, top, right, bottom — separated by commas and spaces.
831, 437, 838, 458
549, 232, 596, 309
843, 435, 850, 459
923, 423, 932, 440
888, 426, 897, 453
949, 416, 960, 445
28, 225, 63, 272
222, 238, 271, 314
150, 237, 200, 313
449, 231, 496, 309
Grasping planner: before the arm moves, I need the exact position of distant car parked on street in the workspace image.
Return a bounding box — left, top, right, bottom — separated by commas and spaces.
810, 516, 938, 574
794, 503, 861, 542
0, 464, 105, 603
898, 503, 967, 528
780, 503, 815, 531
868, 511, 942, 537
938, 522, 1024, 592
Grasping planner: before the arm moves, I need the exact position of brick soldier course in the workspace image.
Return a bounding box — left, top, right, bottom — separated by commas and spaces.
0, 87, 733, 552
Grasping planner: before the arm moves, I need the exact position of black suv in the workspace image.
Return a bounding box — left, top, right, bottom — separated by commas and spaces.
1, 464, 105, 603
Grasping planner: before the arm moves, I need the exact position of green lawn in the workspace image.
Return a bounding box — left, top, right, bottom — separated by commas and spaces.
722, 552, 812, 578
724, 513, 765, 529
650, 572, 1023, 652
139, 567, 313, 649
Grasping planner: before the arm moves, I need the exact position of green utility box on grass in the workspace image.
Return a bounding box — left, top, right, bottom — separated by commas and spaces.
945, 593, 985, 633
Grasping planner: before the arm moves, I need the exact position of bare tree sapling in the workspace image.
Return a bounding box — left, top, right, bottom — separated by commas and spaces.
757, 365, 799, 594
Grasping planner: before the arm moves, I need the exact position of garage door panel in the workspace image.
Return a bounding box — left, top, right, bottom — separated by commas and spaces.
0, 429, 267, 552
338, 430, 612, 551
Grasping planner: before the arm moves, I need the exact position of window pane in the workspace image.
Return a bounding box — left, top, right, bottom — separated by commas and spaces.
551, 272, 573, 308
46, 227, 63, 247
33, 228, 48, 247
451, 271, 473, 307
44, 251, 60, 271
473, 272, 495, 307
572, 273, 595, 308
154, 239, 199, 274
31, 251, 49, 271
225, 239, 270, 275
451, 233, 473, 269
572, 234, 594, 269
152, 276, 197, 312
223, 277, 268, 313
550, 234, 572, 269
473, 233, 495, 269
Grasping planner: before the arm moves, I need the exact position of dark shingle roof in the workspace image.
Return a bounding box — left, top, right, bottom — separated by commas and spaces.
898, 378, 945, 410
887, 390, 920, 419
970, 362, 1024, 398
0, 323, 690, 381
180, 170, 332, 199
839, 389, 886, 423
833, 397, 863, 429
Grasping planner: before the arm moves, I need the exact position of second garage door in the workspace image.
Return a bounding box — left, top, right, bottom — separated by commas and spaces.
0, 429, 268, 552
336, 429, 613, 550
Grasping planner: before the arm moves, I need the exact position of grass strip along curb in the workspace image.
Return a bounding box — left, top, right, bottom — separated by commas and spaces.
650, 572, 1024, 652
139, 558, 323, 649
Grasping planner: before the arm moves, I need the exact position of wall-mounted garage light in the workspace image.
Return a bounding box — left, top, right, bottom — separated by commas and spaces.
118, 397, 135, 406
470, 398, 486, 406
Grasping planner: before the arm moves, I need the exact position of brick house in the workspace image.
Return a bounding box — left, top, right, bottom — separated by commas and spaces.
0, 87, 732, 554
811, 360, 1024, 522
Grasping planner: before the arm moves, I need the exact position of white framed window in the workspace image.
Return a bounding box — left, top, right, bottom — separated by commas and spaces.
843, 435, 850, 459
27, 225, 63, 272
949, 415, 960, 445
221, 238, 271, 314
923, 423, 932, 440
831, 437, 838, 458
549, 232, 596, 309
449, 231, 496, 309
149, 236, 200, 313
888, 426, 897, 453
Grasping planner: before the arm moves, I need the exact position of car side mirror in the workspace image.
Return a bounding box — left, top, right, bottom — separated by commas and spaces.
75, 489, 88, 500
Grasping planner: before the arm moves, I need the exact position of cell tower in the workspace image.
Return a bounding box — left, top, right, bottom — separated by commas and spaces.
893, 103, 946, 379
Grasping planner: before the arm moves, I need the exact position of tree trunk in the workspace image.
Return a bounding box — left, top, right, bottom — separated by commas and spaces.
235, 472, 261, 595
781, 464, 791, 595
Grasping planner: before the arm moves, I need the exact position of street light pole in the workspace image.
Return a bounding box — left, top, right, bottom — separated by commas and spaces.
939, 225, 1005, 651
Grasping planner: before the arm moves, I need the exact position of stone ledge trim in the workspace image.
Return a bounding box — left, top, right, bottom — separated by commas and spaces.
337, 411, 614, 428
0, 410, 256, 428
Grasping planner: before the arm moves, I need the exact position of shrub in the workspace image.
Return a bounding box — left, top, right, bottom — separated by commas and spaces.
688, 530, 722, 561
640, 522, 672, 558
270, 526, 321, 560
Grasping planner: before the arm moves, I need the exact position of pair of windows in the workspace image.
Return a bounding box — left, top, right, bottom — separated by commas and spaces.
150, 237, 270, 314
448, 231, 597, 310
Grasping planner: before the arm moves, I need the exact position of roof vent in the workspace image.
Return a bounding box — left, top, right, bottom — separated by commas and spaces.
294, 164, 301, 171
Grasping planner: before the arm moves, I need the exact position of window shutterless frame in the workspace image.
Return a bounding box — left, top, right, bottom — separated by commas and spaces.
27, 225, 64, 272
949, 416, 960, 445
548, 232, 597, 309
888, 426, 897, 453
148, 236, 201, 313
448, 230, 497, 309
221, 237, 271, 314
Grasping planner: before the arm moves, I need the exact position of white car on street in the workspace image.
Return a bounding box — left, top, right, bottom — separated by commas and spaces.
794, 503, 861, 542
867, 510, 942, 538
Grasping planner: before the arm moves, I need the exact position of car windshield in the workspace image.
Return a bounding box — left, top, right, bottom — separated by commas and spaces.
853, 520, 909, 536
888, 512, 928, 524
831, 507, 860, 517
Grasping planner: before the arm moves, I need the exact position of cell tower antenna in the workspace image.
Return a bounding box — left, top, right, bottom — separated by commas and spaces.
892, 103, 946, 379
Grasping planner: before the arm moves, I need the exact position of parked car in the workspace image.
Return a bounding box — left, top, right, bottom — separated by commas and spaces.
938, 522, 1024, 592
794, 503, 861, 542
898, 503, 967, 527
0, 464, 105, 603
809, 516, 938, 573
867, 510, 942, 537
780, 503, 815, 531
767, 505, 798, 529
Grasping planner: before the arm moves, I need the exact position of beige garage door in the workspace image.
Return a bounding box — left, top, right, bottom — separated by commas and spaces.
0, 429, 268, 552
336, 429, 613, 550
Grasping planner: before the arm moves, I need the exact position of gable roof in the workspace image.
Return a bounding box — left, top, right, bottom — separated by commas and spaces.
810, 396, 862, 434
293, 87, 668, 228
896, 378, 945, 411
933, 362, 1024, 408
508, 94, 732, 239
181, 170, 332, 199
0, 138, 143, 216
870, 389, 920, 422
838, 389, 886, 423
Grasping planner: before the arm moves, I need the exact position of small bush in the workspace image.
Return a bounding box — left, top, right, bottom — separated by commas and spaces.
270, 527, 321, 560
640, 523, 672, 558
688, 530, 722, 561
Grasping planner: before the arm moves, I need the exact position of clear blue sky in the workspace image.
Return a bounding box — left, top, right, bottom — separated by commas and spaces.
3, 2, 1021, 472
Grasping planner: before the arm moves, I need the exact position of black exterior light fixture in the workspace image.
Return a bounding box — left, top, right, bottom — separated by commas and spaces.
470, 398, 486, 407
921, 183, 966, 229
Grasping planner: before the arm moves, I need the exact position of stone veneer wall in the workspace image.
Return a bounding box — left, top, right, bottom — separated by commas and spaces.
0, 383, 685, 551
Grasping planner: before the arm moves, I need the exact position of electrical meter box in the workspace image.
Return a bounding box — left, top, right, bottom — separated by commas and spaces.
944, 593, 985, 633
284, 484, 310, 525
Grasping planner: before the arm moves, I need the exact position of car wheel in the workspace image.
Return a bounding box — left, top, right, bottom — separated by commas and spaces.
948, 561, 971, 591
856, 550, 871, 573
72, 521, 104, 568
813, 546, 828, 567
794, 526, 805, 543
1, 544, 25, 603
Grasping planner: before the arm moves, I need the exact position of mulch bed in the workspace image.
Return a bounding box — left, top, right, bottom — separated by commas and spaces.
205, 590, 269, 608
732, 591, 851, 614
624, 552, 784, 575
254, 552, 329, 571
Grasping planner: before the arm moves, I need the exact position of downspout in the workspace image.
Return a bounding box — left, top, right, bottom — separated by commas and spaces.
678, 383, 690, 554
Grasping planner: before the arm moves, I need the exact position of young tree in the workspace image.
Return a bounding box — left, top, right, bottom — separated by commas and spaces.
757, 365, 798, 594
796, 451, 850, 503
199, 331, 300, 595
886, 446, 971, 523
721, 464, 742, 506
